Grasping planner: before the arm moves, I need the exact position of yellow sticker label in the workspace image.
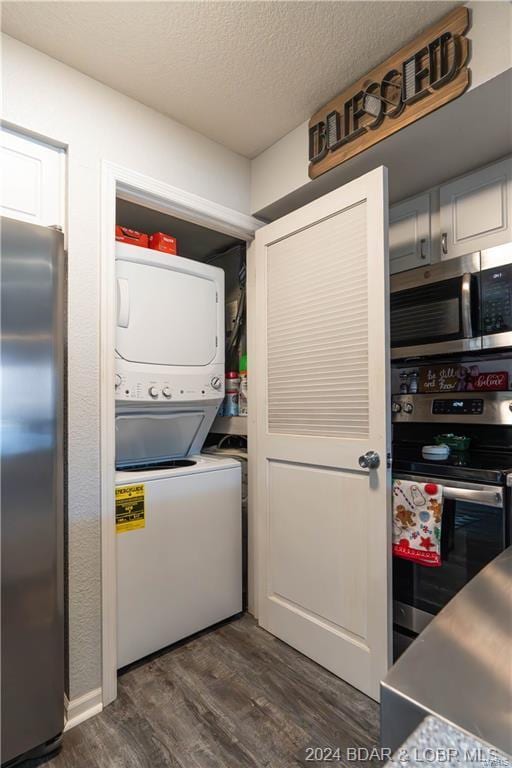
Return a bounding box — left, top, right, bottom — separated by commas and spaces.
116, 484, 145, 533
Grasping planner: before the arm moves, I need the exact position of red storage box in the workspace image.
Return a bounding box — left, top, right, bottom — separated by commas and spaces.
115, 226, 149, 248
149, 232, 178, 255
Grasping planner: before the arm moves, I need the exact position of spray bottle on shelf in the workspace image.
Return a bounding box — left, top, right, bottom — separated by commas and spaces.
239, 353, 248, 416
224, 371, 240, 416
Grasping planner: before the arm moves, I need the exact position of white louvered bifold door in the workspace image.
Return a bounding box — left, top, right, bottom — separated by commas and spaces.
250, 167, 391, 701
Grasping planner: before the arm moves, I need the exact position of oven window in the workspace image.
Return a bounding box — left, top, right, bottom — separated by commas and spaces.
393, 499, 504, 617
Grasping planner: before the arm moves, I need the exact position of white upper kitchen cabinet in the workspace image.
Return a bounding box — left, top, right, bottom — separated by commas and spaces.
1, 128, 65, 229
439, 157, 512, 260
389, 193, 430, 274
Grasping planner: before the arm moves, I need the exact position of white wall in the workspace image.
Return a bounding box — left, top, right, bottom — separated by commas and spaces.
251, 1, 512, 216
1, 34, 251, 703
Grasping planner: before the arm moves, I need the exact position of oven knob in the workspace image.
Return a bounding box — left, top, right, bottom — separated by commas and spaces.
115, 374, 122, 388
162, 386, 172, 399
402, 402, 414, 414
392, 402, 402, 413
148, 386, 159, 398
211, 376, 222, 390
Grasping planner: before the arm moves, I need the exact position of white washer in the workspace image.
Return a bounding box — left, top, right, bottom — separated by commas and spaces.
116, 455, 242, 668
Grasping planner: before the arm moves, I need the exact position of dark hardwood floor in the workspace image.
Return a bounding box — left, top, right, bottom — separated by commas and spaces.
27, 614, 380, 768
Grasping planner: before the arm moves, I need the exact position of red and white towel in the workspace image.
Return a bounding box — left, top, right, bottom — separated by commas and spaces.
392, 479, 443, 567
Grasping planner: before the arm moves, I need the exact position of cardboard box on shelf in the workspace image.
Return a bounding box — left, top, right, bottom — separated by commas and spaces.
115, 226, 149, 247
149, 232, 178, 255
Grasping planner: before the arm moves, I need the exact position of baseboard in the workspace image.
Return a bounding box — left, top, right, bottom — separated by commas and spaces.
64, 687, 103, 731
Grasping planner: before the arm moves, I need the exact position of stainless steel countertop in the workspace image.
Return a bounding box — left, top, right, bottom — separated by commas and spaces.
381, 547, 512, 756
386, 716, 511, 768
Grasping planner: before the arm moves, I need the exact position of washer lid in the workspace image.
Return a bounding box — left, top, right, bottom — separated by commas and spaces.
116, 409, 206, 467
115, 453, 241, 482
116, 258, 218, 367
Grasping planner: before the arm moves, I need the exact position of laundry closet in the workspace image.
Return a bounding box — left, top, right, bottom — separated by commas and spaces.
110, 161, 392, 704
113, 198, 249, 668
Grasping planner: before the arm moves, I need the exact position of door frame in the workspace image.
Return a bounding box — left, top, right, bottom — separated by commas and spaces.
100, 161, 262, 706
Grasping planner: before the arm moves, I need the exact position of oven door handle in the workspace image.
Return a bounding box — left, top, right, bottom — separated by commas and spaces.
461, 272, 473, 339
443, 486, 503, 507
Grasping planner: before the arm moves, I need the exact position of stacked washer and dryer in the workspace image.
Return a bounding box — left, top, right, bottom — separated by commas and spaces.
114, 242, 242, 668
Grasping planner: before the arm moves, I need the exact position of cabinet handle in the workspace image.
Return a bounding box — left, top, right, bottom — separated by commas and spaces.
420, 238, 427, 260
441, 232, 448, 256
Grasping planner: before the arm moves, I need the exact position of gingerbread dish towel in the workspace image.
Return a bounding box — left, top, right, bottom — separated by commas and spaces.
393, 479, 443, 567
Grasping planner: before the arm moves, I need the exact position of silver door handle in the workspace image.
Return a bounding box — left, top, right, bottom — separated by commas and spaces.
420, 238, 427, 260
359, 451, 380, 470
444, 486, 503, 508
441, 232, 448, 255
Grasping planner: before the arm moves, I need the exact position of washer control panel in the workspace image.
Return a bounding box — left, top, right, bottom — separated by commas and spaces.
115, 371, 224, 402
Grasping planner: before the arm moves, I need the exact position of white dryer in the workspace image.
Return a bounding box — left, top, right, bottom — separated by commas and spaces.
116, 455, 242, 668
115, 243, 225, 464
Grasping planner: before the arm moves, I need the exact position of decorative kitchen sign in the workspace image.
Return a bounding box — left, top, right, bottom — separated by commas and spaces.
308, 7, 469, 179
418, 364, 509, 393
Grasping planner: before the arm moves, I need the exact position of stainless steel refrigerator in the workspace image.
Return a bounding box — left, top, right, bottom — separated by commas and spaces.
1, 217, 65, 765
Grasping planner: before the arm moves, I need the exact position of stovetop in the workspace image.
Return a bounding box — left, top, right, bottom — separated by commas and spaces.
392, 444, 512, 485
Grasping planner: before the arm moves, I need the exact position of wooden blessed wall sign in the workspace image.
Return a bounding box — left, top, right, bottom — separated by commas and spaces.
308, 7, 470, 179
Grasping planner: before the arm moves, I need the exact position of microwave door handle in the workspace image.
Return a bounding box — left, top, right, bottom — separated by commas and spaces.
461, 272, 473, 338
117, 278, 130, 328
443, 486, 503, 508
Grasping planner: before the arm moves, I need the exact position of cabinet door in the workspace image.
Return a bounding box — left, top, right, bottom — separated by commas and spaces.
1, 128, 65, 228
389, 193, 430, 274
440, 158, 512, 260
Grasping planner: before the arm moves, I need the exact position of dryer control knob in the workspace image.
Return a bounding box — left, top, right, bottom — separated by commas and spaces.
115, 374, 122, 388
162, 386, 172, 399
211, 376, 222, 390
148, 386, 159, 398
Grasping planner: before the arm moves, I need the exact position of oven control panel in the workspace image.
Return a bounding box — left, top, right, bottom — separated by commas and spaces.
391, 392, 512, 425
432, 398, 484, 415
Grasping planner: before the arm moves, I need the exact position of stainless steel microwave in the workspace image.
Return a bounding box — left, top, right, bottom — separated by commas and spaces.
390, 243, 512, 360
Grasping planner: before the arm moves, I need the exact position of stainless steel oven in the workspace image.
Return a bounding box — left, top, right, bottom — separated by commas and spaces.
393, 472, 508, 636
391, 392, 512, 657
390, 252, 480, 359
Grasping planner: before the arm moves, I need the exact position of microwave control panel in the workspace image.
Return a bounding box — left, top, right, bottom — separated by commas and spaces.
481, 263, 512, 334
432, 399, 484, 415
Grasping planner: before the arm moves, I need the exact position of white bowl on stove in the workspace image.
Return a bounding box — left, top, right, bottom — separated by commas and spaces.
422, 444, 450, 460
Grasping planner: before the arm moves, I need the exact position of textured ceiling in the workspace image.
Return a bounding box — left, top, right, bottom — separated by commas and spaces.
2, 1, 459, 157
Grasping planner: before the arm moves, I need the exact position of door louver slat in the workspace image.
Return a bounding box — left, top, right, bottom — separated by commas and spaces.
267, 202, 369, 438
